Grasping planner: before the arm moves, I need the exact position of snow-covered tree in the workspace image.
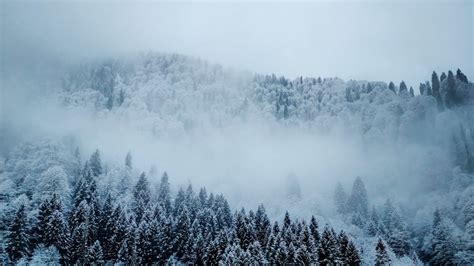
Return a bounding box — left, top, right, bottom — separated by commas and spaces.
375, 238, 391, 266
347, 177, 369, 217
334, 182, 348, 214
6, 205, 30, 262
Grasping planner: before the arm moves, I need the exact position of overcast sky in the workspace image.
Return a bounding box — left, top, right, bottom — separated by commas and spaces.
1, 0, 473, 87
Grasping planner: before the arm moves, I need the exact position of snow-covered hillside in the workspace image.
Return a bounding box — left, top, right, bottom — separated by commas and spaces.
1, 53, 473, 265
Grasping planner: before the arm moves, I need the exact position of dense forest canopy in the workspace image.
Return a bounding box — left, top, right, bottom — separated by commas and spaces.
1, 53, 473, 264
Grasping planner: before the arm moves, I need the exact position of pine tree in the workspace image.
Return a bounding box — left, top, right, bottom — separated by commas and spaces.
419, 83, 425, 95
35, 196, 54, 247
135, 210, 157, 264
45, 209, 69, 256
411, 251, 422, 265
388, 82, 396, 94
173, 187, 186, 215
409, 86, 415, 97
69, 225, 86, 263
346, 241, 361, 265
89, 149, 102, 177
158, 172, 172, 213
157, 214, 174, 263
234, 208, 255, 250
185, 219, 206, 264
69, 201, 90, 264
220, 243, 248, 264
118, 89, 125, 106
375, 238, 391, 266
440, 72, 447, 82
338, 231, 349, 264
117, 216, 137, 265
254, 204, 271, 247
456, 68, 468, 83
100, 194, 119, 261
309, 215, 320, 246
286, 242, 298, 264
133, 172, 151, 223
72, 165, 98, 208
198, 187, 208, 208
388, 228, 410, 257
334, 182, 348, 214
429, 210, 457, 265
426, 81, 433, 96
399, 81, 408, 95
173, 207, 190, 259
214, 194, 232, 230
86, 240, 104, 265
6, 205, 30, 262
347, 177, 369, 217
446, 70, 457, 108
30, 245, 61, 265
318, 225, 339, 265
125, 151, 132, 169
275, 238, 288, 263
299, 225, 317, 263
247, 241, 268, 264
204, 229, 230, 265
432, 71, 443, 110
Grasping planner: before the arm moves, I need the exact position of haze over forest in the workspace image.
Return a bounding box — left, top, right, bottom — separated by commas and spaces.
1, 1, 473, 265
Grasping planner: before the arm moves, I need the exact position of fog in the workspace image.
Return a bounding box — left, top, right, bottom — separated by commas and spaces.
0, 1, 470, 216
2, 1, 472, 85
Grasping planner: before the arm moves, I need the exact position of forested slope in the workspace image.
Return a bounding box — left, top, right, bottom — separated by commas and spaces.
1, 53, 473, 264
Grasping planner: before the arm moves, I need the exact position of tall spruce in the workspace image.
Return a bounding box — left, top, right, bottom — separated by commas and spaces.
158, 172, 172, 213
375, 238, 391, 266
89, 149, 102, 177
348, 177, 369, 217
133, 172, 151, 223
6, 205, 30, 262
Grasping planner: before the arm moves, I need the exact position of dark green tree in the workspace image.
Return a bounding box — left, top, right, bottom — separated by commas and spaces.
375, 238, 391, 266
6, 205, 30, 262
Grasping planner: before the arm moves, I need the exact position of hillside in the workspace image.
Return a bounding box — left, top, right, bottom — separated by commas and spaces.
1, 53, 473, 264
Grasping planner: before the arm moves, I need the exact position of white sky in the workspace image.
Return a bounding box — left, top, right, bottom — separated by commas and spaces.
1, 0, 473, 87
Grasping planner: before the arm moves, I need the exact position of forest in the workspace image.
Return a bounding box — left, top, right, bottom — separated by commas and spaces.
1, 53, 473, 265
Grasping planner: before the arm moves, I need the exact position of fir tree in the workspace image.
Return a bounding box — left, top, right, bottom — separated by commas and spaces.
117, 216, 137, 265
426, 81, 433, 96
86, 240, 104, 265
375, 238, 391, 266
247, 241, 268, 264
133, 172, 151, 223
118, 89, 125, 106
125, 151, 132, 169
346, 241, 361, 265
419, 83, 425, 95
399, 81, 408, 95
338, 231, 349, 263
348, 177, 369, 217
174, 207, 190, 258
446, 70, 457, 108
89, 149, 102, 177
254, 204, 271, 247
456, 68, 468, 83
440, 72, 447, 82
334, 182, 348, 214
388, 82, 396, 94
318, 225, 339, 265
45, 209, 69, 257
309, 215, 320, 246
432, 71, 443, 110
158, 171, 172, 213
6, 205, 30, 262
429, 211, 457, 265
